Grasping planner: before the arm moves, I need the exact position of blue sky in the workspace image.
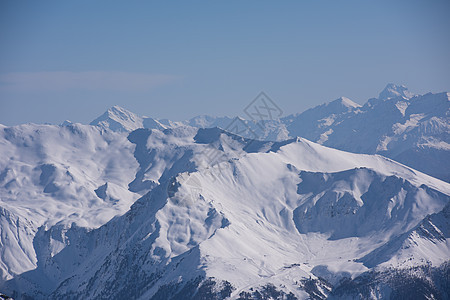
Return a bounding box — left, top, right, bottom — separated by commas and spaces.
1, 0, 449, 125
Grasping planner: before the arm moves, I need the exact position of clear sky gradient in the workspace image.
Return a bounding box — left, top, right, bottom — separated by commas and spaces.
1, 0, 449, 125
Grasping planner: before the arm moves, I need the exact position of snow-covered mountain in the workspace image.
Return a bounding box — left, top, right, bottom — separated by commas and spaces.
0, 123, 141, 280
0, 84, 448, 299
86, 84, 449, 182
90, 105, 169, 132
282, 84, 450, 182
0, 121, 449, 299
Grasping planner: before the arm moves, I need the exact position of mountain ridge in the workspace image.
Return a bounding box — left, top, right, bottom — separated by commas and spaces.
1, 122, 449, 299
87, 84, 450, 181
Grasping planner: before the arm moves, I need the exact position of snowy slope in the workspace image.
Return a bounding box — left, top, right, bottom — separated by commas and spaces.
282, 84, 450, 182
0, 122, 142, 280
1, 126, 448, 299
359, 202, 450, 269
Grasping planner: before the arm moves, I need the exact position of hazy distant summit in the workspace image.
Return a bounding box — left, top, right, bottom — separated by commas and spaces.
90, 105, 144, 132
379, 83, 415, 100
90, 105, 170, 132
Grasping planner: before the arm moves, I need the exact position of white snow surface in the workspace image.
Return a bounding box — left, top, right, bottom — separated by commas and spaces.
0, 123, 448, 299
0, 123, 144, 280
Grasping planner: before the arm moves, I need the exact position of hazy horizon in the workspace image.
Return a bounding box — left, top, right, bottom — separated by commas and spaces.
1, 0, 449, 126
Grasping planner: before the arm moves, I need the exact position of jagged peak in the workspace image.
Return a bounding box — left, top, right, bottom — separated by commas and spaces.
379, 83, 414, 100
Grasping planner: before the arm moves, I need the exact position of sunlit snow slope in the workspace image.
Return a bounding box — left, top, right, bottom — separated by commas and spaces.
0, 123, 141, 280
1, 124, 448, 299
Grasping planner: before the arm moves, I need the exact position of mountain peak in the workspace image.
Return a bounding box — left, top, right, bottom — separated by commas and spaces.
334, 96, 361, 108
106, 105, 135, 117
90, 105, 143, 132
60, 120, 73, 126
324, 97, 360, 113
379, 83, 414, 100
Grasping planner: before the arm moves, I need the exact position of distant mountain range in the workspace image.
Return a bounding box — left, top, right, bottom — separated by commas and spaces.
0, 84, 449, 299
89, 83, 450, 182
